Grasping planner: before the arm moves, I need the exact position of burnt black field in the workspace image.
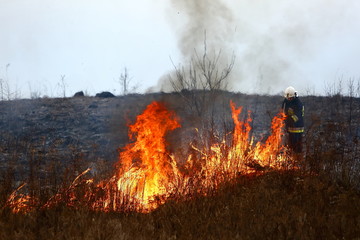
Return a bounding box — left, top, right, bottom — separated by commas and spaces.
1, 91, 360, 239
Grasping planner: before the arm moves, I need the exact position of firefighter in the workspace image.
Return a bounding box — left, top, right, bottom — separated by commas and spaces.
282, 86, 304, 154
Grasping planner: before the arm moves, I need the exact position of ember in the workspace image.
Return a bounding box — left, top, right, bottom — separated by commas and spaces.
5, 100, 292, 213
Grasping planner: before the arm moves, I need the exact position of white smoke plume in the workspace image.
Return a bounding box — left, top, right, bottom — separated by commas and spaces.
159, 0, 360, 95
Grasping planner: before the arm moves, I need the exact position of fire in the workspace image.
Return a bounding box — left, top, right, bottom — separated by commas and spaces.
253, 111, 287, 167
231, 100, 252, 156
4, 100, 291, 213
5, 183, 33, 214
184, 101, 288, 191
103, 101, 181, 211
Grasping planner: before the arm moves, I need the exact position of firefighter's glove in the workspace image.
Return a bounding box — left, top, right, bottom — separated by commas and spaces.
287, 108, 294, 115
291, 115, 299, 122
287, 108, 298, 122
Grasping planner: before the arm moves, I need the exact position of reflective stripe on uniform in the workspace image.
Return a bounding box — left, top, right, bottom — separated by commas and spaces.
288, 127, 304, 133
291, 115, 299, 122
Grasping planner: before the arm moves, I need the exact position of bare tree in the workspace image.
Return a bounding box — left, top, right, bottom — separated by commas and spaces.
0, 78, 4, 101
57, 75, 67, 98
347, 78, 356, 135
5, 63, 11, 100
28, 82, 42, 99
118, 67, 137, 95
0, 63, 19, 101
169, 39, 235, 117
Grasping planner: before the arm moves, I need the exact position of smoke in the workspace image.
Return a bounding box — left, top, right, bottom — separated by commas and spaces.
169, 1, 234, 58
154, 0, 236, 92
158, 0, 360, 95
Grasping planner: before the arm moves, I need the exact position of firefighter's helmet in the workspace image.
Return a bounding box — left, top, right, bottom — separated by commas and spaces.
284, 86, 297, 98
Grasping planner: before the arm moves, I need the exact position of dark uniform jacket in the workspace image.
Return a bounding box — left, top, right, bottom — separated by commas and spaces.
282, 97, 304, 133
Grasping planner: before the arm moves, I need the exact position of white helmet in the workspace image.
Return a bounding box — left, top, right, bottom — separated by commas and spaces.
284, 86, 297, 98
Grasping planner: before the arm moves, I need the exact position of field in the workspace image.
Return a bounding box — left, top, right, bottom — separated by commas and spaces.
1, 91, 360, 239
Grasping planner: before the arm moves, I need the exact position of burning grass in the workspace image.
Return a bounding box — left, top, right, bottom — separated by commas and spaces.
3, 100, 294, 213
1, 96, 360, 239
1, 171, 359, 240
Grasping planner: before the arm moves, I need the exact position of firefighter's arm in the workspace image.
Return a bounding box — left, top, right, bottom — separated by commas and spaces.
287, 108, 299, 122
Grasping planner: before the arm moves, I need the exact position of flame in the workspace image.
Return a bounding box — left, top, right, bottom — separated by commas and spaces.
183, 100, 288, 191
113, 101, 181, 211
5, 183, 33, 214
231, 100, 252, 156
4, 100, 292, 214
253, 111, 287, 167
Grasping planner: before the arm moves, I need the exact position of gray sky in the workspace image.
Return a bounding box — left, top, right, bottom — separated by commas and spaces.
1, 0, 360, 98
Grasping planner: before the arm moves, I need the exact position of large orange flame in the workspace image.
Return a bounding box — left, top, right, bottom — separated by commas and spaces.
115, 101, 181, 210
254, 111, 287, 167
5, 100, 291, 213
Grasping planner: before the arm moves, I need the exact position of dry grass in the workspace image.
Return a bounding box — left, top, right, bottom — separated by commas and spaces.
1, 171, 359, 240
1, 92, 360, 239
